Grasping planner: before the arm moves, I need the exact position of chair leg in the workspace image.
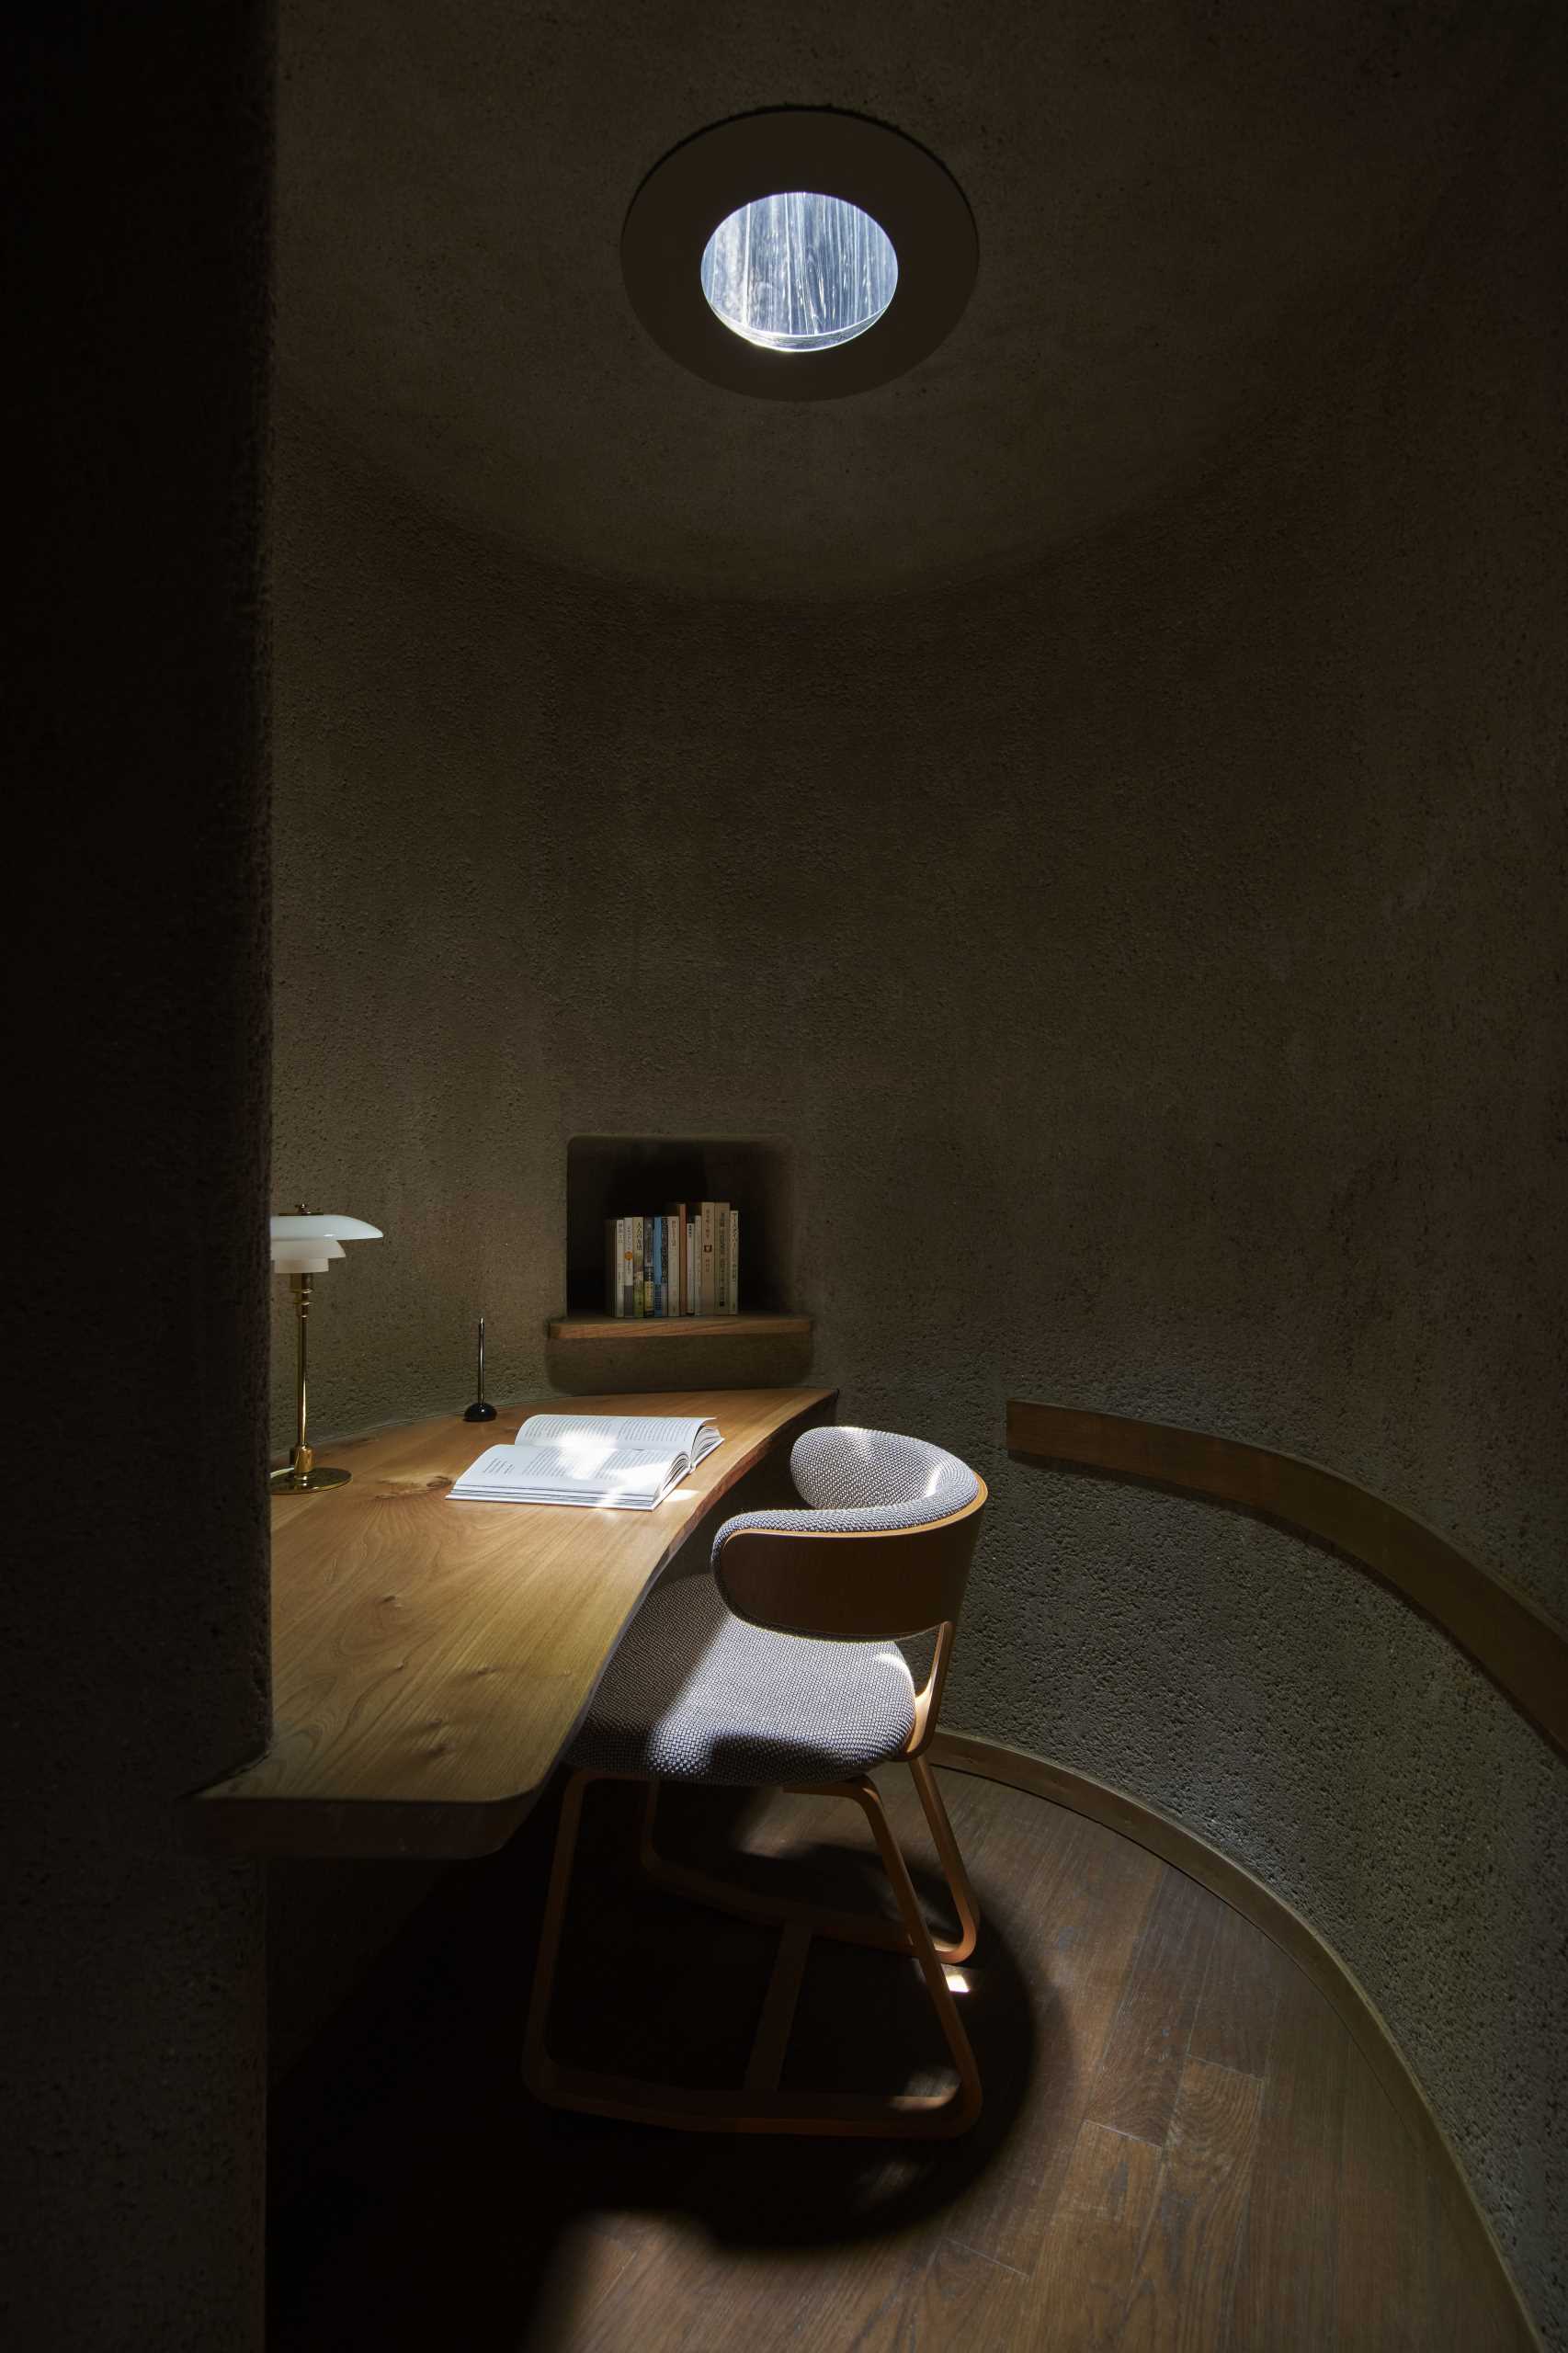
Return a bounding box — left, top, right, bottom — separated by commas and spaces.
909, 1754, 980, 1964
836, 1776, 983, 2132
521, 1766, 592, 2104
640, 1763, 979, 1963
525, 1772, 983, 2139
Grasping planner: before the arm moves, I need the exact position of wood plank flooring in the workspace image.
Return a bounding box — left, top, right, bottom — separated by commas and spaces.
268, 1768, 1531, 2352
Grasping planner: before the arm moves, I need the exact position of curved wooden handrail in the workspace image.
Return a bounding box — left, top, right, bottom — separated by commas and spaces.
1006, 1400, 1568, 1760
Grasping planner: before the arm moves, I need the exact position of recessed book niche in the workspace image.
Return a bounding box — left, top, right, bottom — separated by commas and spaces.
550, 1137, 810, 1363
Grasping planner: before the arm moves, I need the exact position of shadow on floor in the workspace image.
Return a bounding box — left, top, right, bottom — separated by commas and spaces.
268, 1779, 1062, 2351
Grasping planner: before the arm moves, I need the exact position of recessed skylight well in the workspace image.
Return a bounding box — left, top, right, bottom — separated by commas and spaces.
699, 191, 898, 353
621, 109, 976, 401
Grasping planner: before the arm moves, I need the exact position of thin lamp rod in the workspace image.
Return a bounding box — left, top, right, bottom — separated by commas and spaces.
293, 1274, 312, 1471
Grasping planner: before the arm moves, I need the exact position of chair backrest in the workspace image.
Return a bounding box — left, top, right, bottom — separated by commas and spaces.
712, 1427, 986, 1644
790, 1426, 980, 1519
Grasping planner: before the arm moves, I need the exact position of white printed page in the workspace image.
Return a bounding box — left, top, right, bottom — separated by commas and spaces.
509, 1441, 674, 1500
516, 1414, 718, 1461
449, 1439, 687, 1508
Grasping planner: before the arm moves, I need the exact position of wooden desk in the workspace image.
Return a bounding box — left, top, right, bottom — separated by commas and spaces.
187, 1387, 835, 1859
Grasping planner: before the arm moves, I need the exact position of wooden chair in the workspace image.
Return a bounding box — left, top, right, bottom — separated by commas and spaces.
523, 1427, 989, 2138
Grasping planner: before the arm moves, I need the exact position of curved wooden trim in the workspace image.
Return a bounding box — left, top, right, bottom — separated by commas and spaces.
928, 1729, 1545, 2353
1006, 1399, 1568, 1758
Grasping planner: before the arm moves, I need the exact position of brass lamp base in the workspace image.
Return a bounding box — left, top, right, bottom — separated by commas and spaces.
269, 1463, 352, 1495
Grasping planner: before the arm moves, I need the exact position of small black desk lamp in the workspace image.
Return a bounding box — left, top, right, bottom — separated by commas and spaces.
464, 1316, 498, 1422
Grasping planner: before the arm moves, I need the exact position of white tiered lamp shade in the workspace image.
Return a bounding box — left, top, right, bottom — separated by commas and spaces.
270, 1237, 344, 1274
270, 1215, 382, 1238
269, 1214, 382, 1275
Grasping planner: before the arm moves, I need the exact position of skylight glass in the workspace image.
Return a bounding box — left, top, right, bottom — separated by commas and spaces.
699, 191, 898, 353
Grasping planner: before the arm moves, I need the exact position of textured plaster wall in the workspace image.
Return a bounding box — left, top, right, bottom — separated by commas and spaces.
6, 7, 274, 2347
271, 31, 1566, 2343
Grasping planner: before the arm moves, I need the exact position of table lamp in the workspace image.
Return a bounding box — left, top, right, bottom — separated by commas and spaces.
269, 1206, 382, 1495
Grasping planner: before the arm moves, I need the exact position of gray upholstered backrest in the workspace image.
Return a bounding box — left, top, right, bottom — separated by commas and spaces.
790, 1427, 979, 1518
711, 1425, 980, 1563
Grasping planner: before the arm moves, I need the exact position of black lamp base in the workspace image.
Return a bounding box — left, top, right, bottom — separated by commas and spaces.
463, 1400, 498, 1423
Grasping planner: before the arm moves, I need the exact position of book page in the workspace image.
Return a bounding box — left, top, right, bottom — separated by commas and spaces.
449, 1440, 684, 1507
515, 1414, 721, 1467
511, 1441, 676, 1498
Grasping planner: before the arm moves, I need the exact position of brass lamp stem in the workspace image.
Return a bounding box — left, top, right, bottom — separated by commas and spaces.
291, 1272, 314, 1480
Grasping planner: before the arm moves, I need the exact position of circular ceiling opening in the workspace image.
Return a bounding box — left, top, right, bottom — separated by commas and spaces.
699, 191, 898, 354
622, 109, 976, 401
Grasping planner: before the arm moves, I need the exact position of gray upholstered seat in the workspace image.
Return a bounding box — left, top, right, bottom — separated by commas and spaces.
567, 1427, 980, 1788
567, 1571, 916, 1784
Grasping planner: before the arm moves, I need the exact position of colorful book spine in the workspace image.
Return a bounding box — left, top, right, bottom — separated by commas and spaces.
712, 1202, 729, 1313
727, 1208, 739, 1313
668, 1202, 688, 1313
621, 1219, 636, 1316
699, 1201, 714, 1316
686, 1215, 697, 1314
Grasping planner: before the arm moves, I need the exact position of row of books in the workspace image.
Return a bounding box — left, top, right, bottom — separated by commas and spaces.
605, 1203, 739, 1317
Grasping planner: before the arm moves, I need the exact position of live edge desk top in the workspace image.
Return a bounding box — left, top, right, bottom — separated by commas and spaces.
187, 1387, 835, 1860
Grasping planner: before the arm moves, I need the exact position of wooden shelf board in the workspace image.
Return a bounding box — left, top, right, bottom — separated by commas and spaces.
548, 1312, 812, 1343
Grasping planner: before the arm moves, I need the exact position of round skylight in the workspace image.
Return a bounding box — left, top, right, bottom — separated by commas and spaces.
622, 112, 975, 399
699, 191, 898, 354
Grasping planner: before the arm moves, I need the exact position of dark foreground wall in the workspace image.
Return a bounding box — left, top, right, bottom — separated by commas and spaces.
270, 31, 1566, 2344
5, 8, 273, 2346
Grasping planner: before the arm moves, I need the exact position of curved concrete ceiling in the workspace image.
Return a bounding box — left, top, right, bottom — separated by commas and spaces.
279, 0, 1528, 597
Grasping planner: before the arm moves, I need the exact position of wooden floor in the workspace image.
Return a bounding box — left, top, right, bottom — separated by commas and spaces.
269, 1768, 1530, 2351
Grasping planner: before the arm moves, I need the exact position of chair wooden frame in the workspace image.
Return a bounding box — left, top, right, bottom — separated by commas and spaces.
522, 1482, 988, 2138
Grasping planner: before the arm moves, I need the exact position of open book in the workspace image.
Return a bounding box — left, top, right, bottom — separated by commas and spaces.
448, 1412, 722, 1510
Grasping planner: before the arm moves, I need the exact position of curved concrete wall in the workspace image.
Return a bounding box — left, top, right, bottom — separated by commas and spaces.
8, 6, 274, 2345
270, 29, 1566, 2342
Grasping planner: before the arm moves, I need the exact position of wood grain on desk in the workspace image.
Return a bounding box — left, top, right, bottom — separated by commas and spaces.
187, 1387, 835, 1859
